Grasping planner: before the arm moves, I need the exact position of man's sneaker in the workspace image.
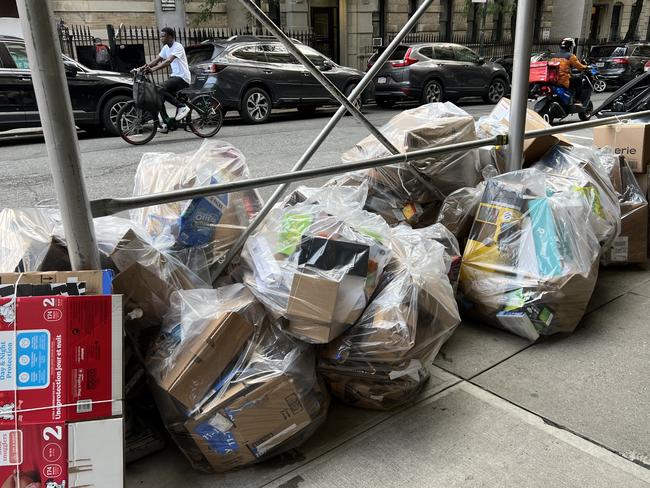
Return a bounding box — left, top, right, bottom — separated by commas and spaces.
157, 114, 169, 133
175, 105, 191, 120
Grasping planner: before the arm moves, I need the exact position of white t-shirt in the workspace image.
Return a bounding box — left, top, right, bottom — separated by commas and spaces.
159, 42, 191, 84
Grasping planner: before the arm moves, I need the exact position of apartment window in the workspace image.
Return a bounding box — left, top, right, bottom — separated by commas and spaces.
440, 0, 454, 41
611, 3, 623, 40
268, 0, 281, 27
372, 0, 386, 41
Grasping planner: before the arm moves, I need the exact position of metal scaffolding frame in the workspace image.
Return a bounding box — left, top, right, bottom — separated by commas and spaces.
16, 0, 650, 281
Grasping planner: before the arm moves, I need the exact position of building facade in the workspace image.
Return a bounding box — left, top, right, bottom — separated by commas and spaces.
4, 0, 650, 70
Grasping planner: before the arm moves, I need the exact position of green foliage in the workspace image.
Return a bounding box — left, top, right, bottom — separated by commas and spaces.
461, 0, 514, 16
196, 0, 226, 24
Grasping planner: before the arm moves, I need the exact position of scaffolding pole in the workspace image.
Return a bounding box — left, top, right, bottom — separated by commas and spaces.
16, 0, 100, 270
507, 0, 536, 172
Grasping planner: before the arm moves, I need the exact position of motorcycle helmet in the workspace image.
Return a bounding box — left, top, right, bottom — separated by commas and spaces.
560, 38, 575, 51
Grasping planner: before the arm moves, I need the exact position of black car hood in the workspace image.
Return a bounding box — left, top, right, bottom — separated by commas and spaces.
83, 69, 133, 85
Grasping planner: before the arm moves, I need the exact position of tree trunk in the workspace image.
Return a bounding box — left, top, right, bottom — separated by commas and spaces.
624, 0, 645, 41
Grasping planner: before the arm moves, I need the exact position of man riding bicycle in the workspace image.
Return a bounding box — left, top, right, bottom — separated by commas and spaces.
141, 27, 191, 132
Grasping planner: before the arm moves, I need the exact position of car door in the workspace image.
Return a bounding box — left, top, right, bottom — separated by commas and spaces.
260, 43, 306, 104
61, 56, 106, 124
295, 45, 336, 103
452, 45, 488, 93
0, 39, 38, 126
431, 44, 463, 92
0, 41, 26, 130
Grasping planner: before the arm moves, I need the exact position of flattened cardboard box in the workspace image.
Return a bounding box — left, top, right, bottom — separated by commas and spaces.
604, 202, 648, 264
158, 311, 254, 411
0, 417, 124, 488
0, 270, 113, 296
186, 375, 313, 472
594, 124, 650, 173
0, 295, 123, 424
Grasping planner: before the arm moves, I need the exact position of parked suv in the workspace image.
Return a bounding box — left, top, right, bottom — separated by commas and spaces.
368, 43, 509, 107
187, 36, 371, 124
588, 42, 650, 85
0, 36, 133, 135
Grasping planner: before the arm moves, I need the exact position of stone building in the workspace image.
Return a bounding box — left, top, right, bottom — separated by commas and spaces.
4, 0, 650, 70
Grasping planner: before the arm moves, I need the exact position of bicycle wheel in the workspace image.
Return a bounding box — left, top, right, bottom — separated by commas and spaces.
117, 100, 157, 145
189, 94, 224, 138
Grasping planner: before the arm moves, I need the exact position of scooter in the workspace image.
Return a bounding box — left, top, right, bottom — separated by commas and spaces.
529, 65, 598, 124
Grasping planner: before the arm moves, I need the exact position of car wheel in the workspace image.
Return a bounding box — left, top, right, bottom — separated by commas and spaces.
376, 98, 395, 108
484, 78, 507, 104
101, 94, 131, 136
421, 80, 443, 104
593, 79, 607, 93
241, 87, 272, 124
343, 84, 362, 116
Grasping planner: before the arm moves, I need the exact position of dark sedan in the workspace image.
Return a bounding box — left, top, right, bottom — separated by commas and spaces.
588, 42, 650, 86
368, 43, 509, 107
0, 35, 133, 135
188, 36, 371, 124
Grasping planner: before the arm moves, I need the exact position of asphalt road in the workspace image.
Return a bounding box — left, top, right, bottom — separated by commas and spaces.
0, 94, 610, 209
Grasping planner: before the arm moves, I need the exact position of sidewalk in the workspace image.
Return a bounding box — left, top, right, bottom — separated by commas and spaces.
126, 264, 650, 487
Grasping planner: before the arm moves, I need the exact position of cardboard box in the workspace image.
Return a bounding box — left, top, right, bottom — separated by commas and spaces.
481, 98, 572, 167
0, 417, 124, 488
159, 312, 255, 411
0, 295, 123, 424
186, 375, 313, 472
635, 172, 649, 198
288, 319, 350, 344
287, 272, 339, 325
605, 203, 648, 264
0, 270, 113, 296
593, 123, 650, 173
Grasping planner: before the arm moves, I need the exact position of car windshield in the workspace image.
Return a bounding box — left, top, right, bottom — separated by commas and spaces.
590, 46, 628, 58
187, 44, 223, 64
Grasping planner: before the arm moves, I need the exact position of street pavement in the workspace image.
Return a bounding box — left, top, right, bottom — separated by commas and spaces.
0, 94, 608, 209
4, 92, 649, 487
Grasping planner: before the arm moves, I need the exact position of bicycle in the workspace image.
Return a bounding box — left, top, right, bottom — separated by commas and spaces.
117, 69, 224, 145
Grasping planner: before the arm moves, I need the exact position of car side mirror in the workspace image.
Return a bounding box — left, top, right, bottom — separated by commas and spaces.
64, 62, 79, 77
478, 57, 485, 65
320, 61, 334, 71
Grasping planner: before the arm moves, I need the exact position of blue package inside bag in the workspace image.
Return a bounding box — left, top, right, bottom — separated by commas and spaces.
178, 177, 229, 247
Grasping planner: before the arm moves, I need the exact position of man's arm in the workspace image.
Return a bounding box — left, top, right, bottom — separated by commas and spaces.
570, 54, 588, 71
150, 55, 176, 72
139, 56, 163, 70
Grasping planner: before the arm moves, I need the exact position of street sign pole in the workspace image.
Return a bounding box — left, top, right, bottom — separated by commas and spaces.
16, 0, 101, 270
507, 0, 535, 172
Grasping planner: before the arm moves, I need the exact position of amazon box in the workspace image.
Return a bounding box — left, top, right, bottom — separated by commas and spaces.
186, 375, 313, 472
594, 123, 650, 173
158, 312, 255, 411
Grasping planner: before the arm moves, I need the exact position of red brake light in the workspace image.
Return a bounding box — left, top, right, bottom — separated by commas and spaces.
612, 57, 630, 64
389, 48, 418, 68
209, 63, 227, 73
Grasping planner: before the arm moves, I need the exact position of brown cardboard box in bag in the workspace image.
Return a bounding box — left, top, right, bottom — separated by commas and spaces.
186, 374, 314, 472
480, 98, 572, 167
158, 311, 255, 411
604, 202, 648, 264
593, 124, 650, 173
287, 272, 341, 342
635, 173, 649, 198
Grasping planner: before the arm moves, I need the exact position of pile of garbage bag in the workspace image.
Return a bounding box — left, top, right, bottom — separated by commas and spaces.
2, 101, 645, 475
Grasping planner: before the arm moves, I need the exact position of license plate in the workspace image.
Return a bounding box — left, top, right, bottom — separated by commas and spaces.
596, 62, 605, 67
377, 77, 387, 84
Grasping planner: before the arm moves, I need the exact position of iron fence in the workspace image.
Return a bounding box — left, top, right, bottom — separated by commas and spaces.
57, 24, 96, 61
